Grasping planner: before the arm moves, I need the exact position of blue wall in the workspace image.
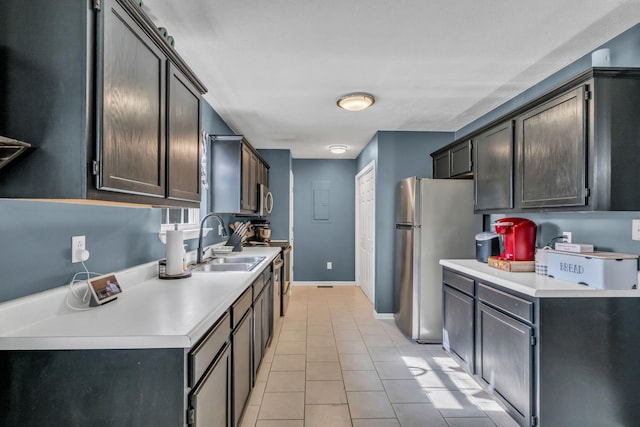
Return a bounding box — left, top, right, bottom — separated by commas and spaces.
258, 149, 291, 241
0, 201, 163, 303
356, 131, 455, 313
198, 100, 237, 249
491, 212, 640, 255
292, 159, 356, 282
0, 100, 234, 302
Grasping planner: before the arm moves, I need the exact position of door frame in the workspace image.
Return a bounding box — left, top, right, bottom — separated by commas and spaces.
355, 160, 376, 307
289, 169, 294, 283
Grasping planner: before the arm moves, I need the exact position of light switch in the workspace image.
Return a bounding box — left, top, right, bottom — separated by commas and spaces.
632, 219, 640, 241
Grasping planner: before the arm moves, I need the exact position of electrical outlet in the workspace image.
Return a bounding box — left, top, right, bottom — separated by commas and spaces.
632, 219, 640, 241
327, 261, 332, 270
562, 231, 572, 244
71, 235, 86, 263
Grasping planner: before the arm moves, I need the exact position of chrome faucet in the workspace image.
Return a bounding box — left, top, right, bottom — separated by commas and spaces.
197, 213, 228, 264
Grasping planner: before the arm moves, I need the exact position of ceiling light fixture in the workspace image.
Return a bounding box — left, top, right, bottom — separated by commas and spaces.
329, 145, 348, 154
336, 92, 375, 111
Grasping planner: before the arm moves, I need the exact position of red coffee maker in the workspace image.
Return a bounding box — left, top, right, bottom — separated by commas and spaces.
492, 217, 537, 261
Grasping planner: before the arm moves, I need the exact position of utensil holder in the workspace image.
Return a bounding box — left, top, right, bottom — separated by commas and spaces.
225, 233, 243, 252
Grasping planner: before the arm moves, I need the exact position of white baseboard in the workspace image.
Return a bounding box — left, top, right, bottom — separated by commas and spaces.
292, 281, 357, 287
374, 311, 394, 320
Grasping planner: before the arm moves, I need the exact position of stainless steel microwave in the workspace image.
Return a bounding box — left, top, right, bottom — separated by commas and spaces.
257, 184, 273, 216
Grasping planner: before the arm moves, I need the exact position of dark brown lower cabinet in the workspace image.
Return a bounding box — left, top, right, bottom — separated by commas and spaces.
0, 263, 277, 427
253, 286, 265, 381
477, 302, 533, 426
442, 285, 474, 372
189, 342, 232, 427
232, 308, 253, 427
0, 349, 184, 427
442, 266, 640, 427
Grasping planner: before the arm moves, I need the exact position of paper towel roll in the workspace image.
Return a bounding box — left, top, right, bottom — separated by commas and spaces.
165, 229, 184, 275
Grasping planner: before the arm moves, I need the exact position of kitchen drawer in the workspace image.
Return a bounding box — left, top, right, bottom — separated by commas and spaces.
443, 269, 474, 296
251, 266, 271, 299
263, 266, 272, 284
188, 311, 230, 387
477, 283, 533, 324
231, 287, 253, 328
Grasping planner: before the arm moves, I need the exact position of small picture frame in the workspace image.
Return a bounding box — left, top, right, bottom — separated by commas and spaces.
88, 273, 122, 306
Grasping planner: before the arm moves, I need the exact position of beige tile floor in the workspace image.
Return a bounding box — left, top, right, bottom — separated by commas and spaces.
241, 285, 519, 427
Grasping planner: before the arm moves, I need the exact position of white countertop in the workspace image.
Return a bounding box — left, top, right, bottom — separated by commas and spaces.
440, 259, 640, 298
0, 247, 280, 351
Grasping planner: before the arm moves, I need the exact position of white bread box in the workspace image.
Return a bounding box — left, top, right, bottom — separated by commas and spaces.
547, 250, 638, 290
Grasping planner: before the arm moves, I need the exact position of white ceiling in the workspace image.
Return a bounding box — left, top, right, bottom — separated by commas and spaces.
143, 0, 640, 159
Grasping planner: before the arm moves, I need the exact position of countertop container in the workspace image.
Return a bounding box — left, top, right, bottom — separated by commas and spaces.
547, 250, 638, 290
475, 232, 500, 263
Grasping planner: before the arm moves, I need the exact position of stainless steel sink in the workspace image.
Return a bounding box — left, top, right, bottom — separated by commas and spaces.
193, 263, 252, 272
192, 255, 266, 273
209, 256, 266, 265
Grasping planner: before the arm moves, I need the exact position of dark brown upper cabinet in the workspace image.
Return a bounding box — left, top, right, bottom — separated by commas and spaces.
473, 121, 514, 212
98, 0, 168, 198
96, 0, 205, 206
241, 145, 258, 212
516, 86, 587, 209
432, 139, 472, 179
211, 136, 269, 215
432, 150, 450, 179
433, 68, 640, 213
0, 0, 206, 207
450, 140, 473, 177
513, 71, 640, 212
167, 64, 202, 203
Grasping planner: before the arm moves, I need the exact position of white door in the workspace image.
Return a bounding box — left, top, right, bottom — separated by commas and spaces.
356, 162, 375, 304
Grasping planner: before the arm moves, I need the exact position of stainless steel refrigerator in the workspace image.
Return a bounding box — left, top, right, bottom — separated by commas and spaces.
393, 177, 480, 343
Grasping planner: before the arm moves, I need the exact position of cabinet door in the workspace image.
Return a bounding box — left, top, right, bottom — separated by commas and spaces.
253, 290, 264, 381
240, 144, 253, 211
518, 86, 587, 208
451, 140, 472, 177
167, 64, 201, 202
232, 309, 253, 427
433, 151, 450, 179
477, 302, 533, 426
264, 279, 273, 347
99, 0, 166, 197
260, 162, 269, 187
442, 285, 474, 373
190, 342, 231, 427
262, 163, 270, 187
256, 162, 264, 186
249, 152, 258, 211
473, 121, 514, 211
